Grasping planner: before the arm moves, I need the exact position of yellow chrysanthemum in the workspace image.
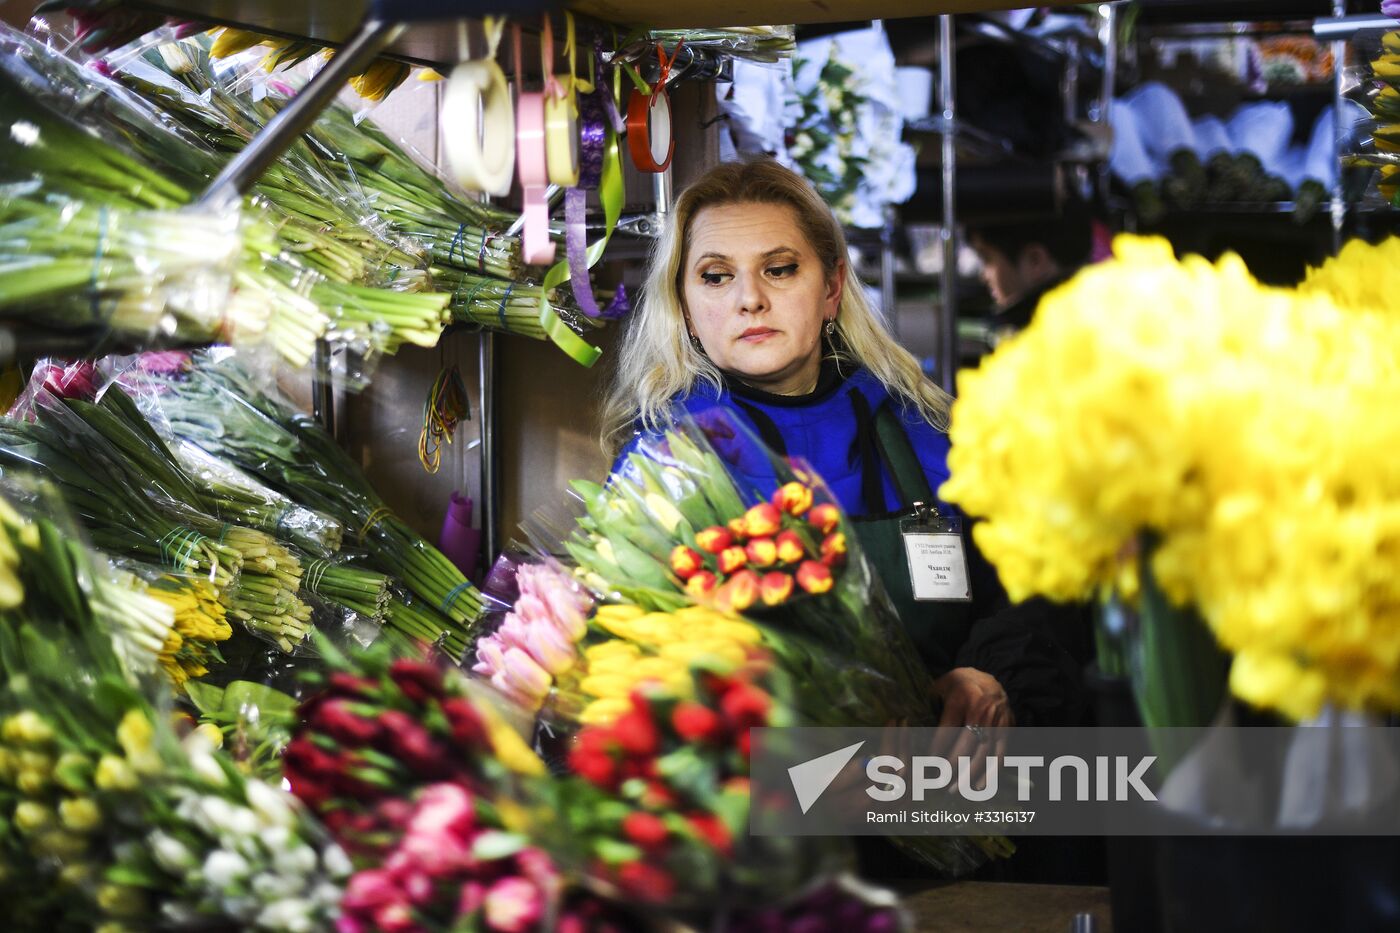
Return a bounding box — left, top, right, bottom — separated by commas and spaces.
942, 233, 1400, 720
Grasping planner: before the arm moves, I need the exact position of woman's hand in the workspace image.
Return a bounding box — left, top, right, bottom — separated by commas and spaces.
933, 667, 1013, 789
933, 667, 1014, 729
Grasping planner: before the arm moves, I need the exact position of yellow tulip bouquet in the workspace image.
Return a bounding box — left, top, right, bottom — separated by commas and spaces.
941, 234, 1400, 724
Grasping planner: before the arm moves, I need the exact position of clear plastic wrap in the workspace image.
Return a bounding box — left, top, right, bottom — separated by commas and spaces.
125, 351, 501, 652
0, 180, 240, 345
1, 25, 440, 376
1343, 25, 1400, 209
109, 557, 234, 690
543, 412, 936, 729
0, 467, 348, 931
0, 25, 224, 192
0, 388, 244, 591
298, 554, 390, 623
622, 25, 797, 64
528, 652, 855, 915
7, 364, 322, 654
500, 413, 1003, 877
170, 438, 344, 558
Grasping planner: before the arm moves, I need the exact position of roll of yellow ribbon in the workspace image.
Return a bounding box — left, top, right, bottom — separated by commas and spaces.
544, 92, 580, 187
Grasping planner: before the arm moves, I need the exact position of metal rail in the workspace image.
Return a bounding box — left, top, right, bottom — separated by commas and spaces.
196, 17, 404, 208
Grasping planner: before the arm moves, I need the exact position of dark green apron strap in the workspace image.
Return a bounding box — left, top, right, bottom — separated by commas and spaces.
856, 406, 973, 678
873, 403, 934, 508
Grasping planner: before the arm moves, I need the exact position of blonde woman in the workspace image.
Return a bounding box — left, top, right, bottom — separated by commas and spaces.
603, 158, 1081, 731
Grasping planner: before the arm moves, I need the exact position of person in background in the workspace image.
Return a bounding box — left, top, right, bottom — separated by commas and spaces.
967, 201, 1096, 344
601, 158, 1083, 736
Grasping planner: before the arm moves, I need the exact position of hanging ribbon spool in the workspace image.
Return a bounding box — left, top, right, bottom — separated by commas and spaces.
542, 13, 580, 187
564, 58, 629, 319
626, 41, 682, 174
441, 17, 514, 197
514, 23, 556, 265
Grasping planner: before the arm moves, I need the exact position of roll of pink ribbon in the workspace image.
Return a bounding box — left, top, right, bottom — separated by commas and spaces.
514, 23, 555, 266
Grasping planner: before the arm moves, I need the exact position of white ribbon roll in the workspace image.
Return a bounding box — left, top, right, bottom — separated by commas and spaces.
442, 59, 515, 197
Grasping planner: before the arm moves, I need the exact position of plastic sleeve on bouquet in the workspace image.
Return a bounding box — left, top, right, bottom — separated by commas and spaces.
0, 185, 241, 344
515, 649, 857, 914
169, 438, 345, 557
547, 410, 937, 727
637, 25, 796, 63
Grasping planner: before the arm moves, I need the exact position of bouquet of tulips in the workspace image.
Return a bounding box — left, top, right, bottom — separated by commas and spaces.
560, 414, 935, 729
100, 350, 489, 654
466, 565, 880, 917
0, 474, 349, 931
284, 639, 612, 931
112, 559, 233, 691
540, 654, 855, 915
520, 415, 1008, 874
4, 367, 316, 653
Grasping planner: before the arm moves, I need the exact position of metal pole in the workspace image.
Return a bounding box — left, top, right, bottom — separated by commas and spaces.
880, 208, 897, 339
1329, 0, 1348, 254
478, 331, 499, 569
197, 18, 405, 207
1099, 3, 1119, 205
1313, 14, 1399, 41
938, 13, 958, 393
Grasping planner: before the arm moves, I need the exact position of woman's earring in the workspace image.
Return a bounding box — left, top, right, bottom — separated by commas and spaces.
824, 320, 836, 338
690, 334, 704, 352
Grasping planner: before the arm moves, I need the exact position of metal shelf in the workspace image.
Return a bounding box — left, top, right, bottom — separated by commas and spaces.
134, 0, 1092, 35
904, 116, 1029, 164
1137, 1, 1338, 27
1313, 14, 1400, 40
1140, 19, 1319, 38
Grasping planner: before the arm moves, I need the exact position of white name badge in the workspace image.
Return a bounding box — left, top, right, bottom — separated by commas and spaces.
900, 507, 972, 602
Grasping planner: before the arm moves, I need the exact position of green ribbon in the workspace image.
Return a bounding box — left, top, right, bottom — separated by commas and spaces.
537, 130, 624, 368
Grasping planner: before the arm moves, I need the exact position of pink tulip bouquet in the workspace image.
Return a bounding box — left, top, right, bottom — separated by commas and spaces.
472, 562, 594, 712
288, 640, 651, 932
336, 783, 559, 933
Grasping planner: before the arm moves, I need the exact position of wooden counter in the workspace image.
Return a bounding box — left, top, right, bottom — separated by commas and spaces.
900, 881, 1113, 932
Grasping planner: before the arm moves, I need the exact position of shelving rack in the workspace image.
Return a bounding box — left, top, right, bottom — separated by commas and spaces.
1117, 2, 1399, 257
867, 6, 1113, 388
99, 0, 1092, 572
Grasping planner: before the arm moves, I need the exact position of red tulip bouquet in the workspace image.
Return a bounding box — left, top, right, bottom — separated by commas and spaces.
535, 651, 855, 916
560, 413, 934, 729
283, 639, 576, 932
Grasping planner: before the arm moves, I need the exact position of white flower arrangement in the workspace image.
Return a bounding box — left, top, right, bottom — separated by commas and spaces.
787, 26, 917, 228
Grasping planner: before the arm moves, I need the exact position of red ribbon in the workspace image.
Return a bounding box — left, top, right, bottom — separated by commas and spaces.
626, 41, 683, 173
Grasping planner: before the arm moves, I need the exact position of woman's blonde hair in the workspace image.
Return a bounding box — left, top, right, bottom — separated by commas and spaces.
600, 157, 952, 453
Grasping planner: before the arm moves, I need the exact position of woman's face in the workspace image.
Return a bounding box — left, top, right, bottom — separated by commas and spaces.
682, 201, 844, 396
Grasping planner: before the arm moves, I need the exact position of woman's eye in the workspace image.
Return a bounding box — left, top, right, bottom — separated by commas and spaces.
766, 263, 798, 278
700, 271, 730, 286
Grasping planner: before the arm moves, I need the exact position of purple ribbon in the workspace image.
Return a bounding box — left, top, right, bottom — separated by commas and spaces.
565, 82, 629, 319
589, 37, 629, 135
566, 189, 629, 319
577, 87, 608, 189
